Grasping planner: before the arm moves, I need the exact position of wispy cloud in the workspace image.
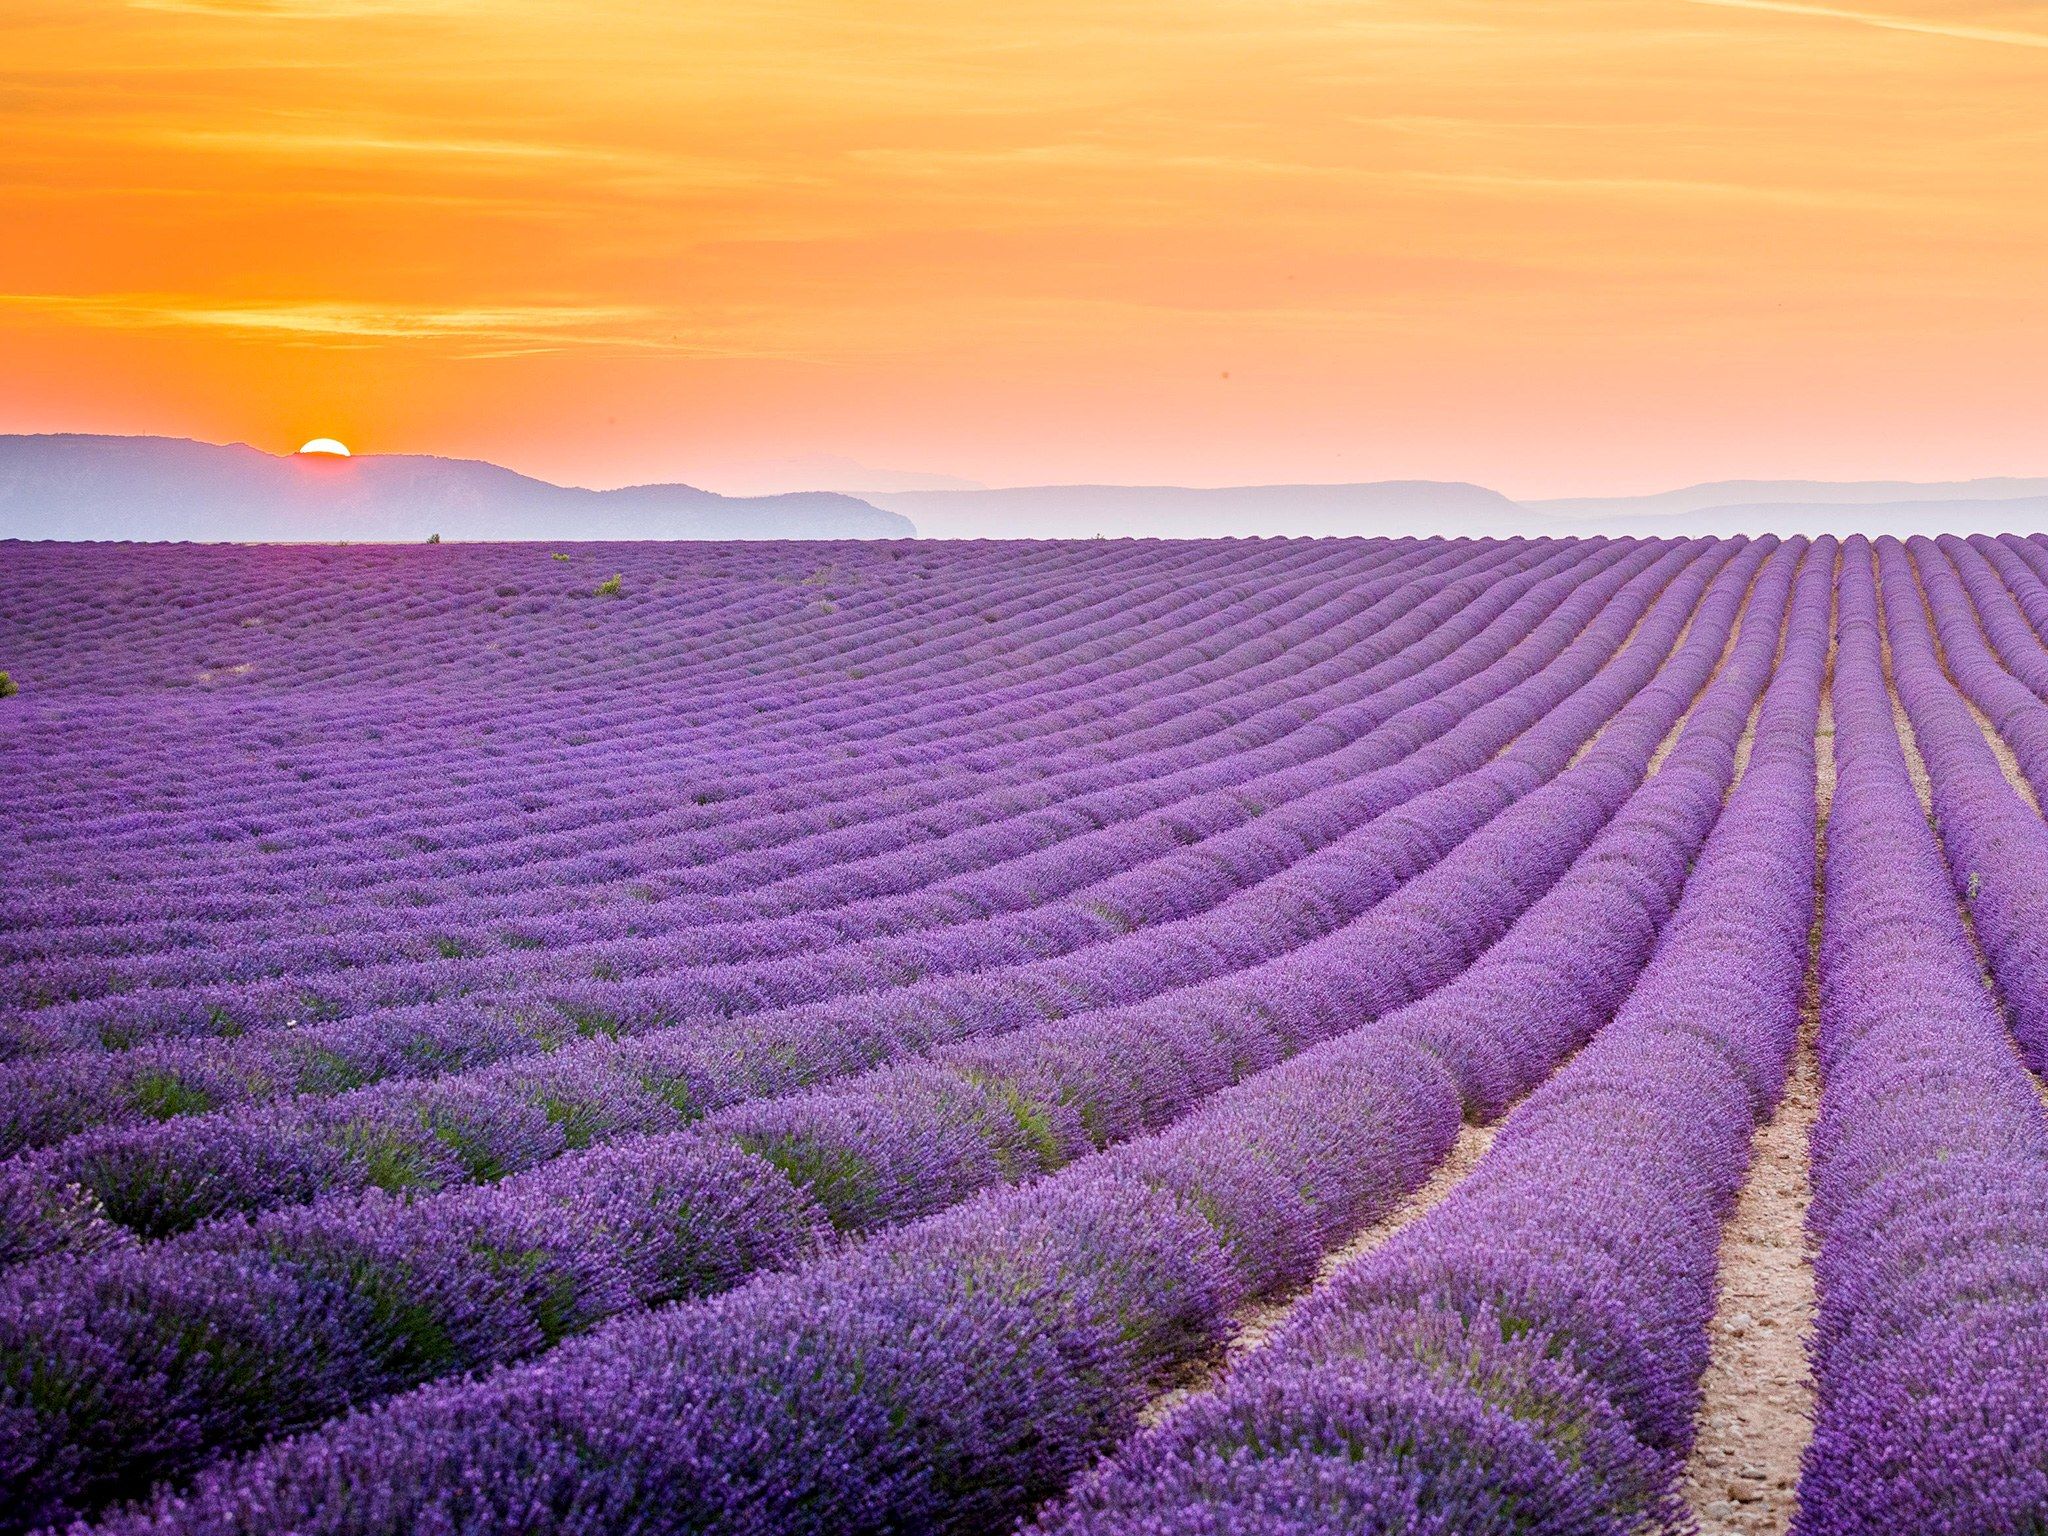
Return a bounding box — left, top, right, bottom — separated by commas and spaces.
1405, 168, 1925, 211
147, 124, 802, 194
160, 129, 621, 165
846, 143, 1353, 180
156, 300, 651, 344
1683, 0, 2048, 49
851, 141, 1931, 213
128, 1, 482, 16
0, 293, 790, 358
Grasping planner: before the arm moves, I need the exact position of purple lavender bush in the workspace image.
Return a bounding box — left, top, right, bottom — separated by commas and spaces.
1032, 536, 1829, 1535
1791, 538, 2048, 1534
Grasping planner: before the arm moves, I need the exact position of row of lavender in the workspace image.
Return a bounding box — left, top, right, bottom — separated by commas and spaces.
1041, 532, 2048, 1536
5, 541, 1504, 975
0, 538, 1704, 1257
1, 538, 1773, 1527
1790, 540, 2048, 1531
0, 539, 1636, 1127
11, 534, 1807, 1535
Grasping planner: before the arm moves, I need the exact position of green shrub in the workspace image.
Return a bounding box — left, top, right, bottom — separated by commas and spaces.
0, 672, 17, 698
129, 1070, 216, 1121
595, 573, 623, 598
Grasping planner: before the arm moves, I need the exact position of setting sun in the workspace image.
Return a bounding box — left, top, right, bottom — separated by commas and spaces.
296, 438, 350, 457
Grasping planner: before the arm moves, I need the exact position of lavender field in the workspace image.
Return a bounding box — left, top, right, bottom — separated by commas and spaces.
5, 532, 2048, 1535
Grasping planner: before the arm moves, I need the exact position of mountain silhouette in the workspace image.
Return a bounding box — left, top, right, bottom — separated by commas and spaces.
0, 435, 915, 542
861, 480, 1526, 539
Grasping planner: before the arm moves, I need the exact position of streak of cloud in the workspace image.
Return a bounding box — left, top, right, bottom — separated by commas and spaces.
128, 1, 481, 16
161, 130, 623, 165
1683, 0, 2048, 49
154, 126, 797, 193
1404, 168, 1929, 212
0, 293, 793, 359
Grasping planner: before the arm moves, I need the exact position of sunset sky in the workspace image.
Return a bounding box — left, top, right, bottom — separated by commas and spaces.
5, 0, 2046, 497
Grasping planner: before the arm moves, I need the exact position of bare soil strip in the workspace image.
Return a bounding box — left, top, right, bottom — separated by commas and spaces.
1961, 692, 2042, 812
1891, 688, 1936, 811
1681, 934, 1822, 1533
1140, 557, 1795, 1441
1680, 588, 1835, 1536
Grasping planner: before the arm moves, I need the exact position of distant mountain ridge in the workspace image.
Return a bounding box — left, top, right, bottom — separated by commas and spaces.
1527, 477, 2048, 522
863, 480, 1525, 540
1523, 478, 2048, 538
870, 476, 2048, 539
5, 436, 2046, 541
0, 435, 915, 542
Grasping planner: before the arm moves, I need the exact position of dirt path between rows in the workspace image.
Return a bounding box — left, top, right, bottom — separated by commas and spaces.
1140, 1118, 1498, 1427
1142, 554, 1803, 1465
1960, 691, 2042, 812
1679, 596, 1834, 1535
1681, 984, 1821, 1532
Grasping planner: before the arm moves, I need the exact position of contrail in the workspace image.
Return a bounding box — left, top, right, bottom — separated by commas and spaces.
1685, 0, 2048, 49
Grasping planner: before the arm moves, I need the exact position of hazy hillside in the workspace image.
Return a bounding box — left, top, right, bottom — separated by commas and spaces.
10, 438, 2048, 542
868, 476, 2048, 539
864, 480, 1525, 539
1546, 495, 2048, 539
1529, 477, 2048, 522
0, 435, 915, 542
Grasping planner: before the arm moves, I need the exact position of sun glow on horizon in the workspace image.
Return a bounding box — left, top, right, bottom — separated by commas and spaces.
296, 438, 351, 457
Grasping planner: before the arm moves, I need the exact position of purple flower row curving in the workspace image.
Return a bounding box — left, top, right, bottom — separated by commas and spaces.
29, 540, 1819, 1536
0, 539, 1783, 1528
1791, 537, 2048, 1533
1033, 535, 1830, 1535
0, 540, 1646, 1146
0, 543, 1716, 1260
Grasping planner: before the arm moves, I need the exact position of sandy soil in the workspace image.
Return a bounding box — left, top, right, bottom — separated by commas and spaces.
1961, 692, 2042, 811
1140, 553, 1809, 1480
1679, 597, 1834, 1536
1891, 689, 1935, 811
1681, 913, 1823, 1533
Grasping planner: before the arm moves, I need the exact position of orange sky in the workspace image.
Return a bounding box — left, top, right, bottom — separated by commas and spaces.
4, 0, 2046, 497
